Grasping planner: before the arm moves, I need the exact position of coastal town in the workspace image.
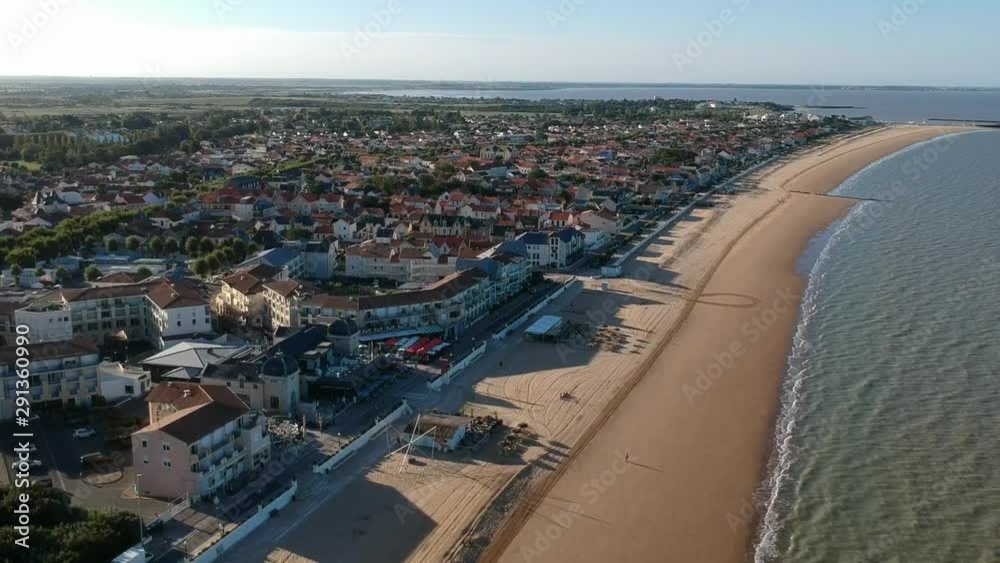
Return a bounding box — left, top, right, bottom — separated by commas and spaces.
0, 85, 867, 562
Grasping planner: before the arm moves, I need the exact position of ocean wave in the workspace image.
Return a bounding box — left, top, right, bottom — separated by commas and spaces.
752, 204, 870, 562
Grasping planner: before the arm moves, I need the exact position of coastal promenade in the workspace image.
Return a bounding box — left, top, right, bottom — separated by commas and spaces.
215, 125, 971, 563
487, 124, 974, 563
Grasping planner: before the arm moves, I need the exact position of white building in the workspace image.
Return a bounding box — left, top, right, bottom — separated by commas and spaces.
13, 302, 72, 343
0, 337, 101, 419
98, 362, 152, 401
16, 279, 213, 350
515, 229, 586, 269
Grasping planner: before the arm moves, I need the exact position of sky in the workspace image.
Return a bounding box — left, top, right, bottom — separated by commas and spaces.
1, 0, 997, 87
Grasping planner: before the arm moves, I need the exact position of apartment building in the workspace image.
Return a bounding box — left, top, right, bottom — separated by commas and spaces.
262, 280, 303, 331
515, 228, 586, 269
237, 247, 304, 279
0, 337, 101, 420
344, 240, 411, 282
456, 248, 532, 304
213, 264, 282, 329
13, 279, 213, 350
299, 268, 494, 341
132, 382, 270, 500
344, 240, 462, 284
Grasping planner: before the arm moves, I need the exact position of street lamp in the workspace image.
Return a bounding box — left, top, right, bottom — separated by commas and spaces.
135, 473, 144, 546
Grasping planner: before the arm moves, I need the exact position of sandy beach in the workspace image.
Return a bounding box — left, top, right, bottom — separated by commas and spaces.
226, 125, 971, 563
481, 124, 973, 563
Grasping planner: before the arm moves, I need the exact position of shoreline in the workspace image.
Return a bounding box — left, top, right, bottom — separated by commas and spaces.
214, 125, 974, 563
486, 124, 974, 563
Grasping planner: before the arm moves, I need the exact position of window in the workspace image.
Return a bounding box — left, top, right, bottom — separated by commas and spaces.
270, 396, 279, 409
162, 443, 171, 452
163, 460, 172, 469
140, 439, 147, 448
177, 320, 182, 327
142, 456, 149, 464
125, 385, 134, 394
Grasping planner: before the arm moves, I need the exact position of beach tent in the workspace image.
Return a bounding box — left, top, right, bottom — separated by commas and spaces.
407, 337, 431, 355
396, 336, 419, 352
415, 338, 442, 355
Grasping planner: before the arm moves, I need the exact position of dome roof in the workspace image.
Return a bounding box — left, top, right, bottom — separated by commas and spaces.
329, 318, 359, 337
260, 353, 298, 377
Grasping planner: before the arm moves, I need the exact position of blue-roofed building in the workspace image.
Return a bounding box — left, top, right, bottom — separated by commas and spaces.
456, 242, 532, 303
515, 228, 585, 269
238, 247, 305, 279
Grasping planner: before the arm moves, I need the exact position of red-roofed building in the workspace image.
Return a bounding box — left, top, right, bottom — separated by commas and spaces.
132, 382, 270, 500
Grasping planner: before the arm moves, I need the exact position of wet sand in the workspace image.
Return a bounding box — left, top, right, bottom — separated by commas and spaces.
486, 125, 973, 563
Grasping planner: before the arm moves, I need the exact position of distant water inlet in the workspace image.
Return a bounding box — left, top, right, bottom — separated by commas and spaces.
347, 86, 1000, 124
754, 130, 1000, 563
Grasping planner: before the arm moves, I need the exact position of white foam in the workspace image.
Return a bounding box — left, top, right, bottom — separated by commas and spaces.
752, 202, 873, 561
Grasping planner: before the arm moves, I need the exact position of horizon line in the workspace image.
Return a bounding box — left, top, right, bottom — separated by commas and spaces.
0, 75, 997, 91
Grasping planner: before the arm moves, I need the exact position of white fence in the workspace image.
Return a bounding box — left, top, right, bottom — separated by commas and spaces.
428, 342, 487, 391
493, 278, 575, 341
314, 401, 412, 474
188, 480, 298, 563
152, 493, 191, 526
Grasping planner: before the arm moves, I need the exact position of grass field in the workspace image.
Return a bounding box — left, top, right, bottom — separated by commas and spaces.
12, 160, 42, 171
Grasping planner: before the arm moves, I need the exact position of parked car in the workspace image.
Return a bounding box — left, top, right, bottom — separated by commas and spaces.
72, 428, 97, 439
80, 452, 112, 466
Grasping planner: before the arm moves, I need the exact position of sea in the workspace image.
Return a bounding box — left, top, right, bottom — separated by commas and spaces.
755, 130, 1000, 563
347, 84, 1000, 124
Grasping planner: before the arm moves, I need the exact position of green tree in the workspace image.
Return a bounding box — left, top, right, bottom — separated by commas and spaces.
106, 238, 119, 253
55, 267, 69, 284
34, 267, 45, 278
6, 247, 36, 269
148, 236, 164, 256
199, 238, 215, 255
193, 258, 210, 278
231, 238, 248, 260
125, 236, 142, 252
206, 254, 221, 271
185, 236, 201, 257
0, 484, 140, 563
164, 237, 179, 254
136, 266, 153, 279
10, 264, 21, 277
20, 143, 43, 162
84, 265, 101, 282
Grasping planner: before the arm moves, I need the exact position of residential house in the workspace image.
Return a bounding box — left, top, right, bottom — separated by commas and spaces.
131, 382, 270, 500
